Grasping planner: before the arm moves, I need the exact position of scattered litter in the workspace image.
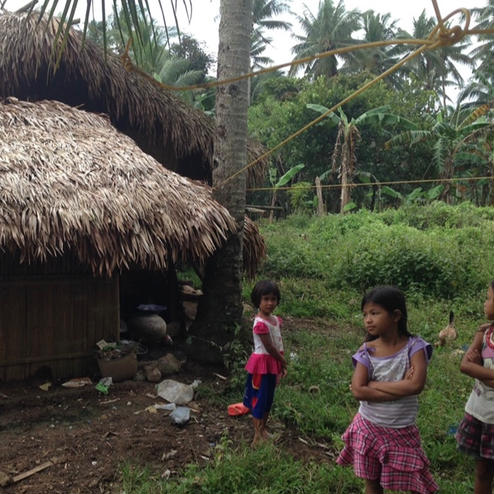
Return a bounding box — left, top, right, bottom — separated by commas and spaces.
447, 425, 458, 436
95, 377, 112, 395
39, 382, 51, 391
191, 379, 202, 389
154, 403, 176, 411
161, 469, 171, 479
146, 393, 157, 399
100, 398, 120, 405
0, 459, 56, 487
298, 437, 309, 445
169, 406, 190, 425
199, 455, 210, 461
156, 379, 195, 405
96, 339, 116, 351
102, 431, 119, 438
0, 392, 9, 398
62, 377, 92, 388
213, 372, 227, 381
161, 449, 178, 460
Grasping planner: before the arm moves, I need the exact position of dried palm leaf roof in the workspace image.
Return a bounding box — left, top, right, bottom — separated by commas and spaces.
0, 11, 267, 187
0, 97, 237, 275
243, 217, 266, 279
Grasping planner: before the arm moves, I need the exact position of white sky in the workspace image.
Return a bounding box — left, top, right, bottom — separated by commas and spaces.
4, 0, 481, 96
172, 0, 479, 67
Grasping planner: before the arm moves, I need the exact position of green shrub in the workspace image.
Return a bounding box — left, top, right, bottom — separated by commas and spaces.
258, 204, 493, 299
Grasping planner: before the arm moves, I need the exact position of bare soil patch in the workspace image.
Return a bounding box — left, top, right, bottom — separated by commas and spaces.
0, 319, 338, 494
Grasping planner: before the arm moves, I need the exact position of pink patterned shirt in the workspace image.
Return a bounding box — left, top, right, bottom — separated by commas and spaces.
245, 316, 284, 375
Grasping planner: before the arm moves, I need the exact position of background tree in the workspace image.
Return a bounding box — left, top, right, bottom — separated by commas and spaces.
340, 10, 404, 88
399, 11, 473, 109
188, 0, 253, 364
289, 0, 360, 79
386, 105, 491, 203
250, 0, 292, 69
308, 104, 415, 212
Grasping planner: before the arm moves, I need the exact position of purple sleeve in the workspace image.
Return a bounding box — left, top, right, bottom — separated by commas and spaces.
409, 337, 433, 363
352, 345, 370, 369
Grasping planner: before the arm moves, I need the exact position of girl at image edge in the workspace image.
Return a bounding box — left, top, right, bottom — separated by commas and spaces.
243, 280, 287, 446
337, 285, 438, 494
455, 280, 494, 494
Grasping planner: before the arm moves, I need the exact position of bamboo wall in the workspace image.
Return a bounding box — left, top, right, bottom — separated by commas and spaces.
0, 255, 119, 381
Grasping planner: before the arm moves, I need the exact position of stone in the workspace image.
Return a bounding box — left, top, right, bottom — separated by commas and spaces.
157, 353, 182, 375
144, 365, 162, 383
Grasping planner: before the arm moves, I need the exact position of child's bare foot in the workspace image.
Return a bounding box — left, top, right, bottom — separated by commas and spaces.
251, 434, 265, 447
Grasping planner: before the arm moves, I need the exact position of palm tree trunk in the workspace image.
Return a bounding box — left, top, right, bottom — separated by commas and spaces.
187, 0, 252, 364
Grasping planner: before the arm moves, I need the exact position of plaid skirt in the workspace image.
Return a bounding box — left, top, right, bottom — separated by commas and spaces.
456, 412, 494, 460
337, 414, 438, 494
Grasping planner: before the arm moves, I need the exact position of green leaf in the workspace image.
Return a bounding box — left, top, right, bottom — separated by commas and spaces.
343, 201, 357, 212
275, 163, 305, 188
381, 186, 403, 200
426, 185, 444, 200
306, 104, 339, 126
406, 187, 424, 202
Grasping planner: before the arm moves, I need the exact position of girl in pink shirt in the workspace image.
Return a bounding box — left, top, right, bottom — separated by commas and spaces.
243, 280, 287, 446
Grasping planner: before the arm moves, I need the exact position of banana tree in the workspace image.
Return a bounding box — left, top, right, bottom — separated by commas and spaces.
268, 162, 304, 222
386, 105, 492, 203
307, 103, 415, 213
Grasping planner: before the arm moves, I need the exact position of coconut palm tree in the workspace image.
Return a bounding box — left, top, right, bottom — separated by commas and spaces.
188, 0, 252, 363
399, 11, 473, 108
340, 10, 404, 88
251, 0, 292, 65
290, 0, 360, 79
459, 0, 493, 108
468, 0, 494, 75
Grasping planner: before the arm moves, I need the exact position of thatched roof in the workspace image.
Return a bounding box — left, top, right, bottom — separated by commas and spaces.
0, 97, 238, 275
0, 11, 267, 187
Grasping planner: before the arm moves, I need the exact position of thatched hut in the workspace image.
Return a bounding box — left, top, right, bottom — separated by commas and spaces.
0, 10, 266, 274
0, 10, 267, 186
0, 97, 237, 380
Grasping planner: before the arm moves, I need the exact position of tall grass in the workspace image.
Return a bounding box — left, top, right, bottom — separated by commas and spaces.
122, 203, 493, 493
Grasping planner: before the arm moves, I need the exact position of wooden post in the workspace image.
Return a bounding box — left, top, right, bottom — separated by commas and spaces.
315, 177, 326, 216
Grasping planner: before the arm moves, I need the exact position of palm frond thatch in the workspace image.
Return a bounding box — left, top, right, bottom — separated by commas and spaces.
0, 97, 237, 276
243, 217, 266, 279
0, 11, 267, 187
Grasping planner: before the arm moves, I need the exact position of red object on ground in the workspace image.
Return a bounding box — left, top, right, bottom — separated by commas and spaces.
227, 402, 250, 416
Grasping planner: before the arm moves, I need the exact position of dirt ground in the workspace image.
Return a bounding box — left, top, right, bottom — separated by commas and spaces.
0, 319, 337, 494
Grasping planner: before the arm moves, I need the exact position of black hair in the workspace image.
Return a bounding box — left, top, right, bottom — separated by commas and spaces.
361, 285, 412, 341
251, 280, 281, 308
